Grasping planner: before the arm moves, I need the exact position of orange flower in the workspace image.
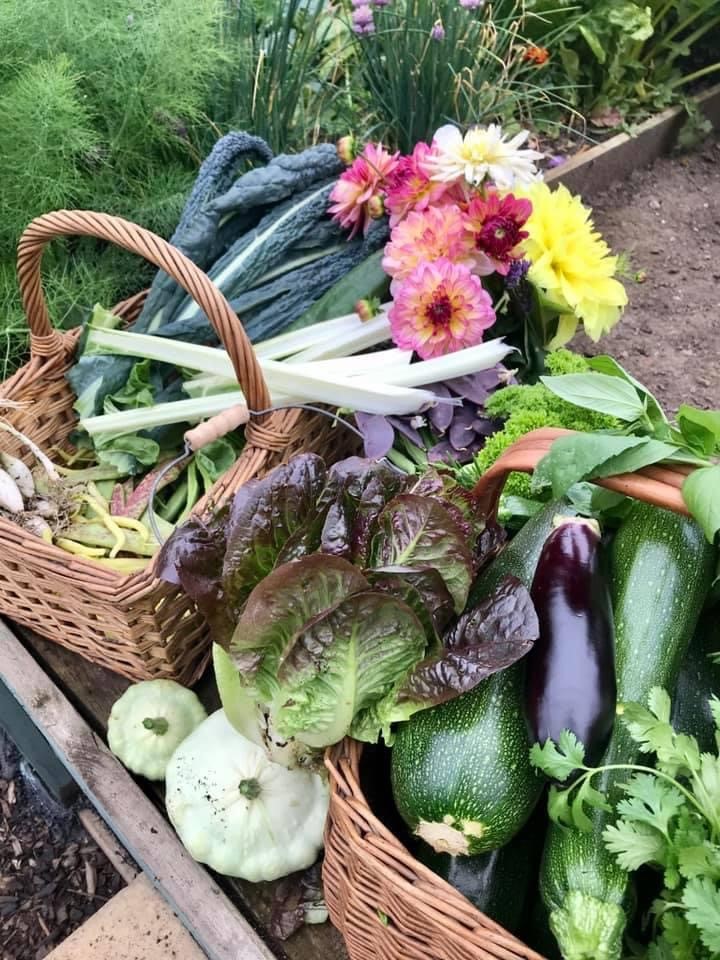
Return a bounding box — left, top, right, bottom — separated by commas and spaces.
524, 45, 550, 65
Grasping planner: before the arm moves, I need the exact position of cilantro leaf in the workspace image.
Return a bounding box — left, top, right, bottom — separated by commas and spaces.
530, 729, 586, 782
603, 820, 667, 871
683, 876, 720, 952
617, 773, 686, 835
678, 843, 720, 882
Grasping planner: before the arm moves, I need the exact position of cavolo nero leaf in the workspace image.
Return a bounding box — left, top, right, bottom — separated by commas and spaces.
370, 494, 474, 612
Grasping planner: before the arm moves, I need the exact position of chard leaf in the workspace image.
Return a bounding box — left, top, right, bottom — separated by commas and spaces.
532, 434, 679, 497
540, 373, 646, 422
271, 590, 426, 748
370, 494, 474, 612
682, 466, 720, 545
232, 554, 369, 682
222, 454, 328, 607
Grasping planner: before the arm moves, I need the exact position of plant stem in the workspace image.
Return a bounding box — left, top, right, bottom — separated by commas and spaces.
669, 61, 720, 90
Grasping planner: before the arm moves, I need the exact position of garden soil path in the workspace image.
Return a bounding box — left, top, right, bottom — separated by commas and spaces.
573, 134, 720, 413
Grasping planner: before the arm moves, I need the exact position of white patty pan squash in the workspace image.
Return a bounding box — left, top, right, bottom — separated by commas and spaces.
108, 679, 207, 781
165, 709, 329, 882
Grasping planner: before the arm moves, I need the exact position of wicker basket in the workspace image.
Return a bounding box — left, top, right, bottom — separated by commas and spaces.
0, 210, 355, 684
324, 427, 693, 960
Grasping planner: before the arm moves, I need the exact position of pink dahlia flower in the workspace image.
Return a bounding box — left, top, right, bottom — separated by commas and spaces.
383, 141, 456, 227
463, 190, 532, 275
389, 257, 496, 359
383, 204, 474, 284
329, 143, 399, 237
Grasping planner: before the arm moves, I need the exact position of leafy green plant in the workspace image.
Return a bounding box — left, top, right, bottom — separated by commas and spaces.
527, 355, 720, 542
208, 0, 352, 152
532, 688, 720, 958
345, 0, 584, 152
527, 0, 720, 124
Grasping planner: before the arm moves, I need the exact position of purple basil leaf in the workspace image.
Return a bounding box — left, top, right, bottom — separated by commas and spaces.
448, 407, 478, 451
354, 412, 395, 459
369, 566, 456, 644
428, 437, 484, 465
387, 416, 425, 448
232, 554, 369, 677
442, 367, 504, 404
270, 862, 326, 941
444, 575, 538, 650
155, 507, 236, 643
370, 494, 474, 612
222, 454, 328, 610
397, 576, 538, 706
427, 385, 454, 434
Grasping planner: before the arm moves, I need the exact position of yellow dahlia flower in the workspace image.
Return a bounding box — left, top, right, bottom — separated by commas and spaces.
520, 181, 627, 345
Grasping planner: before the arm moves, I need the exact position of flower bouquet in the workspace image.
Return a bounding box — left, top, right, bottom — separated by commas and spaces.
328, 122, 628, 468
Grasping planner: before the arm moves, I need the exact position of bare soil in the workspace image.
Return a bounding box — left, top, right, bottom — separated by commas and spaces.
573, 134, 720, 413
0, 734, 123, 960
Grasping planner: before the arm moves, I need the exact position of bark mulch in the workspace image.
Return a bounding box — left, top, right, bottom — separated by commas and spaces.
0, 733, 124, 960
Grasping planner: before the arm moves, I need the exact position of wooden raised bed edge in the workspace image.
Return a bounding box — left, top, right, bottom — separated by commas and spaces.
0, 618, 277, 960
546, 82, 720, 197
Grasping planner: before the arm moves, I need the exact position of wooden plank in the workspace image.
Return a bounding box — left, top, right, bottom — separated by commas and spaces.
0, 676, 78, 804
547, 82, 720, 197
17, 626, 349, 960
0, 618, 277, 960
78, 808, 139, 885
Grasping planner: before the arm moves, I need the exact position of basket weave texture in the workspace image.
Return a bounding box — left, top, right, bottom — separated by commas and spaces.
324, 427, 695, 960
0, 210, 355, 684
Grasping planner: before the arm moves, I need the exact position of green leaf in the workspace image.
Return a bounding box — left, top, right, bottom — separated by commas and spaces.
682, 466, 720, 544
682, 876, 720, 952
678, 405, 720, 446
530, 729, 587, 782
616, 773, 685, 835
578, 22, 607, 62
649, 687, 673, 724
603, 820, 667, 871
587, 355, 666, 427
678, 844, 720, 882
547, 784, 574, 828
532, 435, 678, 498
540, 373, 646, 421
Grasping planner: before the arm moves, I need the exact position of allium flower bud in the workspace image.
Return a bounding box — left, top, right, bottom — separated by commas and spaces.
336, 134, 358, 165
355, 297, 380, 322
367, 194, 385, 220
430, 19, 445, 39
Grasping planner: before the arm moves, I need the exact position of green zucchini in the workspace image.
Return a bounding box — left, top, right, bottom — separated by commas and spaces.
411, 803, 545, 934
391, 500, 575, 856
671, 609, 720, 753
540, 502, 715, 960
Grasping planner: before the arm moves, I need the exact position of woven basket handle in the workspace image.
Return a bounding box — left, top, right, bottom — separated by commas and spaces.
16, 210, 271, 413
471, 427, 692, 520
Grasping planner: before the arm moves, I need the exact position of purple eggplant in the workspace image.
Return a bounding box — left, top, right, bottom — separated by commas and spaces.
525, 516, 616, 766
